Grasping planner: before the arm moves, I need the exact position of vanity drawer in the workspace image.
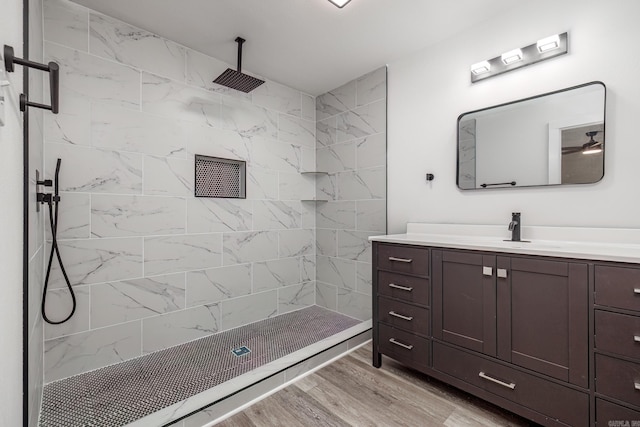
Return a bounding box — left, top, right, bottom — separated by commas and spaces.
377, 244, 429, 276
378, 323, 430, 371
596, 398, 640, 426
433, 342, 588, 427
595, 265, 640, 312
377, 271, 429, 306
596, 353, 640, 407
595, 310, 640, 360
378, 296, 429, 337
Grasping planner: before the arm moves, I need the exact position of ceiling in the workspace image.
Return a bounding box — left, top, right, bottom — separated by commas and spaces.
70, 0, 524, 95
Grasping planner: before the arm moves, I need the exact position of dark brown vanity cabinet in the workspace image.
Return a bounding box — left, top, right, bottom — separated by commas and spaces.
373, 243, 431, 373
373, 242, 594, 427
432, 250, 589, 386
593, 265, 640, 422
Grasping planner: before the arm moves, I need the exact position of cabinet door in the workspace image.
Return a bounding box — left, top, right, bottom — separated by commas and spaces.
496, 256, 588, 387
433, 250, 496, 356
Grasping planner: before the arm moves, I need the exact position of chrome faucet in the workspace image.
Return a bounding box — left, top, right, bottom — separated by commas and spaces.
508, 212, 521, 242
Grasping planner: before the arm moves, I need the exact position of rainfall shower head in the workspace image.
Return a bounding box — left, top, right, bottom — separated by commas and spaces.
213, 37, 265, 93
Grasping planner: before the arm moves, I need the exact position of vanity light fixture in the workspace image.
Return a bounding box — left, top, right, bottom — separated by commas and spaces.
328, 0, 352, 7
470, 32, 568, 83
471, 60, 491, 75
501, 49, 523, 65
537, 34, 561, 53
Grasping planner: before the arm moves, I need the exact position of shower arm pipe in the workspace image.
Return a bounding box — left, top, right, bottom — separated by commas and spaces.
3, 44, 59, 114
235, 37, 245, 72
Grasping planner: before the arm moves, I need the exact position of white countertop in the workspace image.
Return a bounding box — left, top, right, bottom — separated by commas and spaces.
369, 223, 640, 263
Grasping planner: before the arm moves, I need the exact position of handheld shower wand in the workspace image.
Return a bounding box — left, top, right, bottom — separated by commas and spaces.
40, 158, 76, 324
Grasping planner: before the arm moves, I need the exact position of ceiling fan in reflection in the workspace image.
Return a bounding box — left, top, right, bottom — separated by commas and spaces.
562, 131, 603, 155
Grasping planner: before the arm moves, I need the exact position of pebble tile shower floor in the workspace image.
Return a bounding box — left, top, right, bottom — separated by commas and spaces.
39, 306, 361, 427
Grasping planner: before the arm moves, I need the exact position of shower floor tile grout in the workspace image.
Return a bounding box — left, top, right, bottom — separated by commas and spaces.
39, 306, 361, 427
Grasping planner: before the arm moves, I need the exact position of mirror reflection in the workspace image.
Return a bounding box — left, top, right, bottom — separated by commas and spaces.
457, 82, 606, 190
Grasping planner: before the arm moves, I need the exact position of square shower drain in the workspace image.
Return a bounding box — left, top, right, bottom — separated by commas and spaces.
231, 346, 251, 357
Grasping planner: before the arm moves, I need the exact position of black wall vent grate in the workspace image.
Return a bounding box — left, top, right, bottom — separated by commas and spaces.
195, 155, 246, 198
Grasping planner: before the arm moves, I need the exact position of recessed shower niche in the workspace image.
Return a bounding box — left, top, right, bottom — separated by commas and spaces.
194, 155, 246, 199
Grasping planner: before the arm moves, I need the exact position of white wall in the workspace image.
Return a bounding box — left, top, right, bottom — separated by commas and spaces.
387, 0, 640, 233
0, 0, 24, 424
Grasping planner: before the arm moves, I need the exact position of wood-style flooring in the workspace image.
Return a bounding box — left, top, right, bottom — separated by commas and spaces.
216, 342, 538, 427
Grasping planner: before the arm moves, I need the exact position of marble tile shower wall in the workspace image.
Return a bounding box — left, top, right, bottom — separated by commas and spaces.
41, 0, 317, 383
314, 67, 387, 322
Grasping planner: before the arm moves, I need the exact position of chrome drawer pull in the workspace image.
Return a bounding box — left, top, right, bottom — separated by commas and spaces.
389, 338, 413, 350
635, 382, 640, 391
497, 268, 508, 279
634, 288, 640, 295
389, 311, 413, 321
483, 266, 493, 276
478, 372, 516, 390
388, 283, 413, 292
634, 335, 640, 342
388, 256, 413, 263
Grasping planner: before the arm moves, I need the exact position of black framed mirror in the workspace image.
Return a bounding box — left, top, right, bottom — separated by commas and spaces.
457, 81, 606, 190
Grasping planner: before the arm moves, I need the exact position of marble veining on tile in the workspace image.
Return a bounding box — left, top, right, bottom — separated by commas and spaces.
247, 167, 279, 200
142, 303, 220, 353
337, 230, 374, 262
186, 264, 252, 307
278, 229, 314, 258
43, 286, 90, 340
91, 103, 187, 158
316, 81, 356, 121
278, 115, 315, 147
356, 67, 387, 107
253, 201, 302, 230
356, 262, 373, 296
220, 99, 278, 140
252, 81, 302, 117
253, 258, 301, 292
44, 320, 142, 383
336, 99, 386, 143
356, 199, 387, 233
251, 138, 301, 173
301, 94, 315, 122
43, 0, 89, 51
45, 143, 143, 194
144, 234, 223, 276
220, 290, 278, 331
187, 125, 251, 163
222, 231, 279, 266
187, 198, 252, 233
316, 116, 337, 147
278, 282, 315, 314
317, 256, 356, 290
316, 201, 356, 230
45, 42, 141, 109
91, 274, 185, 328
91, 194, 186, 237
49, 237, 143, 288
89, 13, 186, 81
142, 72, 222, 126
301, 255, 316, 283
337, 167, 386, 200
45, 192, 90, 240
143, 156, 194, 197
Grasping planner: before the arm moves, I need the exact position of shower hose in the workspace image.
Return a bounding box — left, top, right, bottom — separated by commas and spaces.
41, 158, 76, 325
